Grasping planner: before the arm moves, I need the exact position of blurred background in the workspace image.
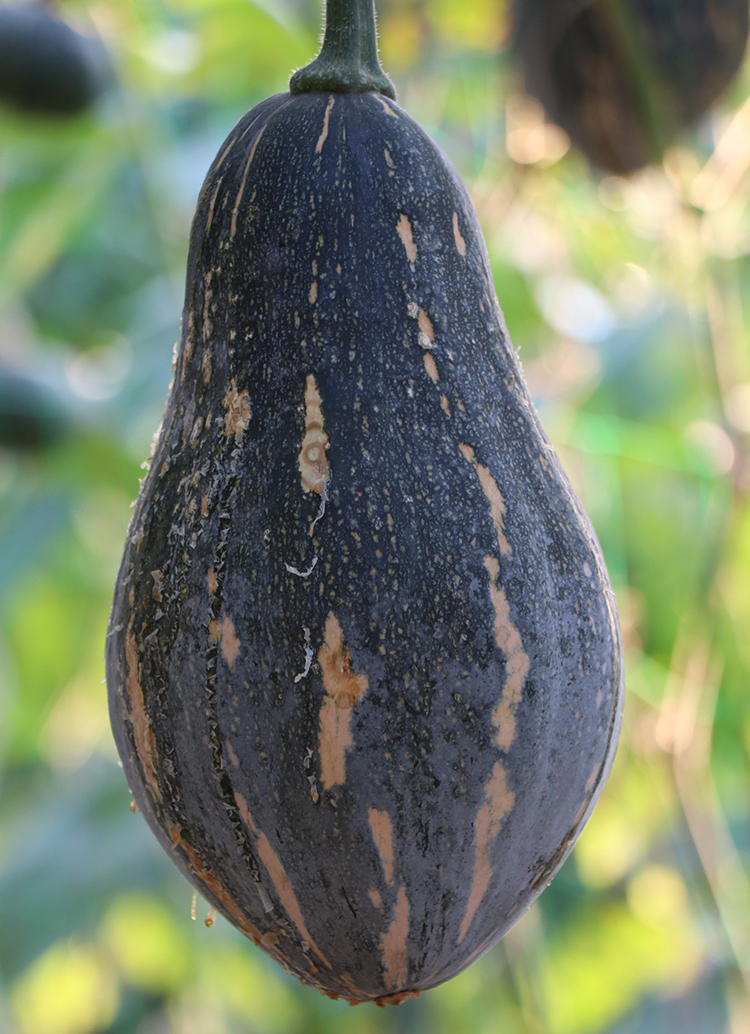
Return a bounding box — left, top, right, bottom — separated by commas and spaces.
0, 0, 749, 1031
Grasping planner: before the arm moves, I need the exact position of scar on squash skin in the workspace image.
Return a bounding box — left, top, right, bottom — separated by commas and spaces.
315, 95, 335, 154
458, 761, 514, 943
170, 825, 266, 947
293, 626, 314, 683
423, 353, 439, 384
318, 612, 369, 789
230, 124, 266, 238
396, 214, 417, 265
381, 885, 410, 988
298, 374, 330, 494
125, 627, 162, 802
452, 211, 467, 256
234, 791, 332, 967
368, 808, 395, 885
459, 444, 511, 556
223, 380, 252, 440
484, 556, 529, 750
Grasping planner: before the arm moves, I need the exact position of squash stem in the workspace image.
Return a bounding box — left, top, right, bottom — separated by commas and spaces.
290, 0, 395, 99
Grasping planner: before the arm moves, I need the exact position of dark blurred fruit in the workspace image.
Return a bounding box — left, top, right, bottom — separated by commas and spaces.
0, 3, 110, 116
512, 0, 750, 173
0, 370, 69, 449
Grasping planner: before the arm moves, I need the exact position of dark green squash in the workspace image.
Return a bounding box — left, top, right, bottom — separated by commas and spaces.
0, 3, 110, 116
512, 0, 749, 173
107, 0, 623, 1004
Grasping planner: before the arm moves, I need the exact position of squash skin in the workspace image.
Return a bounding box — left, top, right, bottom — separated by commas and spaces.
106, 91, 623, 1001
513, 0, 750, 173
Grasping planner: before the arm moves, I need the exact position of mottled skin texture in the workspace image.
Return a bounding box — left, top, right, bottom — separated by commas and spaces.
513, 0, 749, 173
107, 91, 623, 1003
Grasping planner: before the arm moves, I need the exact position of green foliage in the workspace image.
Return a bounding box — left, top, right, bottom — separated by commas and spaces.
0, 0, 749, 1031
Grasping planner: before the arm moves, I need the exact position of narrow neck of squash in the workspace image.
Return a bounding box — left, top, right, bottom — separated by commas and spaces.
290, 0, 395, 99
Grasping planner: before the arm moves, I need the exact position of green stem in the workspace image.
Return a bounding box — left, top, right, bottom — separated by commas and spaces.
290, 0, 395, 98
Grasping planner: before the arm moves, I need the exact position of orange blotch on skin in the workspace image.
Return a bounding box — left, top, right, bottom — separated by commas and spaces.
369, 888, 383, 909
586, 761, 601, 792
318, 612, 369, 789
417, 308, 434, 344
309, 281, 318, 304
219, 616, 241, 669
440, 394, 451, 416
207, 568, 218, 594
223, 380, 252, 440
201, 494, 209, 516
396, 214, 417, 264
377, 96, 400, 118
423, 353, 439, 384
460, 444, 511, 556
124, 627, 162, 802
368, 808, 395, 885
315, 95, 335, 153
230, 125, 265, 238
170, 825, 264, 947
458, 762, 515, 943
234, 791, 331, 967
452, 211, 467, 256
381, 885, 410, 989
298, 374, 330, 494
484, 556, 529, 750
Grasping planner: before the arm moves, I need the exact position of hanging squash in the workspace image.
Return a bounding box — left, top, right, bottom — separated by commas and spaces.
512, 0, 749, 173
107, 0, 623, 1004
0, 2, 110, 116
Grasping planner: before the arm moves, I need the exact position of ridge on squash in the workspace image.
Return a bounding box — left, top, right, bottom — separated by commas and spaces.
106, 0, 623, 1004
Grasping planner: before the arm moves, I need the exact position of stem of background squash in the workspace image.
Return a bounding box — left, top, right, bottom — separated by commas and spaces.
289, 0, 395, 99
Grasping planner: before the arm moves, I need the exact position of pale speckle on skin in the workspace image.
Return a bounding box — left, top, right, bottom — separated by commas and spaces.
298, 374, 330, 494
318, 612, 369, 789
368, 808, 395, 885
452, 211, 467, 256
125, 627, 162, 802
423, 353, 439, 384
223, 380, 252, 440
583, 562, 592, 578
459, 444, 512, 556
219, 616, 241, 670
384, 148, 395, 169
226, 741, 240, 767
234, 791, 331, 967
315, 95, 335, 154
458, 761, 514, 943
484, 556, 530, 750
396, 214, 417, 265
381, 885, 410, 988
309, 281, 318, 304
